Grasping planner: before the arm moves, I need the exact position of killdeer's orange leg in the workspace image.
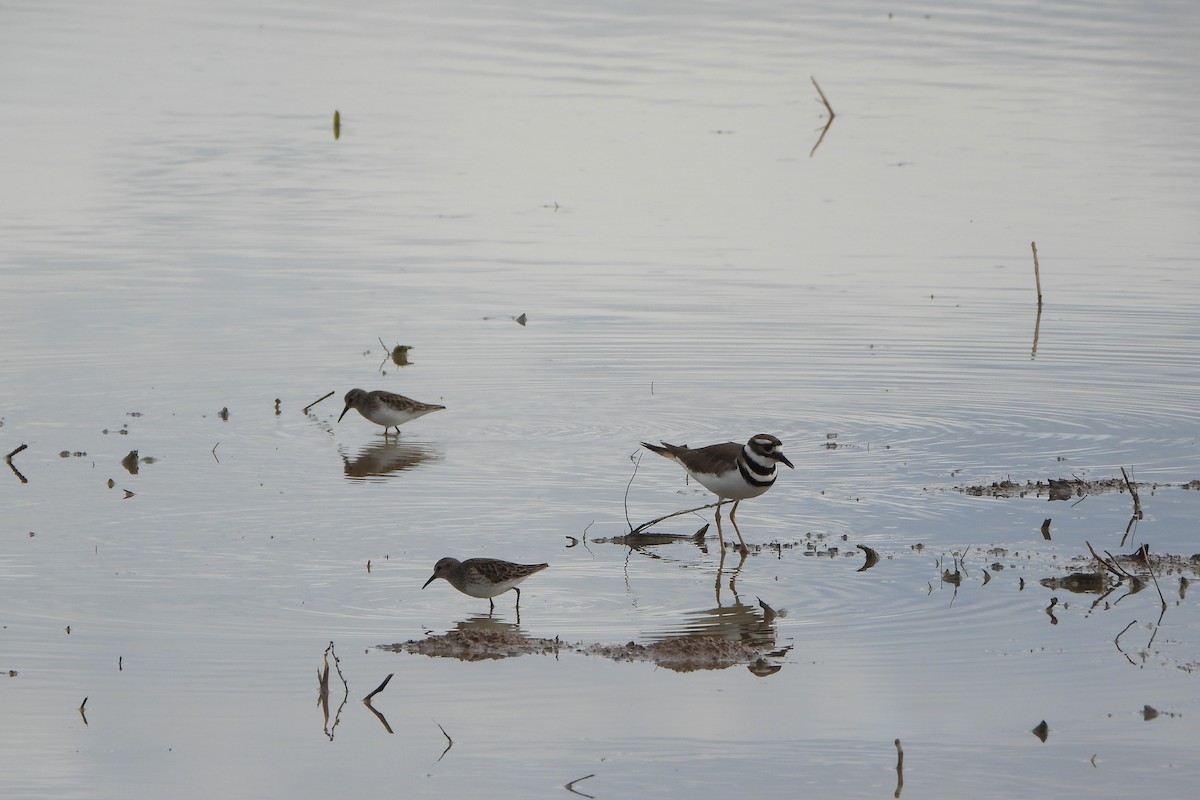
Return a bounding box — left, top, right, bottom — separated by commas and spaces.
728, 500, 750, 555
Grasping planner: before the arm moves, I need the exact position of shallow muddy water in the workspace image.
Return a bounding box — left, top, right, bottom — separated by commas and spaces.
3, 1, 1200, 797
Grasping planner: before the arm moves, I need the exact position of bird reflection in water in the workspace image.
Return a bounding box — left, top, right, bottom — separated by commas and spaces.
341, 440, 440, 480
392, 615, 548, 662
644, 599, 790, 676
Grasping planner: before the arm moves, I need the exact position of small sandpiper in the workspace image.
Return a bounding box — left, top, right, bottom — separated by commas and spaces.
337, 388, 445, 434
641, 434, 794, 554
422, 557, 549, 612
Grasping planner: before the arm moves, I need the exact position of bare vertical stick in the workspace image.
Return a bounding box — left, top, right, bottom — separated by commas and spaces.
1030, 302, 1043, 360
1031, 241, 1044, 307
1120, 467, 1142, 519
894, 738, 905, 798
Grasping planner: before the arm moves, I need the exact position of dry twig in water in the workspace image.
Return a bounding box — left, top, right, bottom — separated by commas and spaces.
304, 391, 335, 415
362, 673, 395, 734
630, 500, 727, 536
436, 722, 454, 762
623, 451, 641, 531
809, 77, 837, 157
1085, 540, 1134, 580
5, 443, 29, 483
812, 76, 835, 118
363, 673, 393, 703
566, 773, 596, 799
625, 449, 727, 534
318, 642, 349, 740
1139, 545, 1167, 610
1031, 241, 1044, 307
1120, 467, 1143, 519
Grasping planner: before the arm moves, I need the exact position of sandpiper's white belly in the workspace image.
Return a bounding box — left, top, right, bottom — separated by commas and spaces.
361, 404, 420, 428
460, 578, 523, 599
690, 467, 772, 501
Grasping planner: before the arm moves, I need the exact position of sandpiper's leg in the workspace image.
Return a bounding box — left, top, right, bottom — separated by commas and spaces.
488, 598, 495, 613
728, 500, 749, 555
514, 586, 522, 610
714, 502, 728, 551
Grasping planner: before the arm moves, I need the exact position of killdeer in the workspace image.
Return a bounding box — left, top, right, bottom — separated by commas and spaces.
422, 557, 549, 612
641, 434, 794, 554
337, 388, 445, 434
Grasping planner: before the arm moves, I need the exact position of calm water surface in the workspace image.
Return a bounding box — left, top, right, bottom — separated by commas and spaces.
2, 0, 1199, 798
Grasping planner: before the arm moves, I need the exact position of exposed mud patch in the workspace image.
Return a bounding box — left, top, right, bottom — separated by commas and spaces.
382, 629, 562, 662
587, 636, 770, 673
380, 629, 778, 672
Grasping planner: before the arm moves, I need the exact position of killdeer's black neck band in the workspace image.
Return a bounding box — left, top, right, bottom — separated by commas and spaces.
741, 451, 777, 477
738, 460, 777, 487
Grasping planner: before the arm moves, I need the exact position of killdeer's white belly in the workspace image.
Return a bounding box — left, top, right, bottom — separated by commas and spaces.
690, 467, 773, 501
